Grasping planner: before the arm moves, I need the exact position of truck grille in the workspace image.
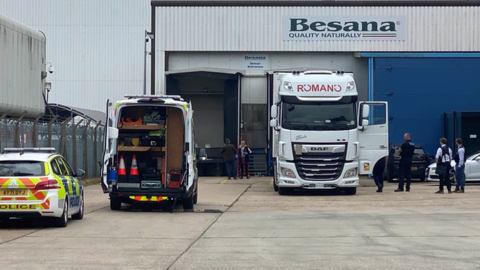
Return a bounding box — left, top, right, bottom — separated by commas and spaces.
294, 154, 345, 181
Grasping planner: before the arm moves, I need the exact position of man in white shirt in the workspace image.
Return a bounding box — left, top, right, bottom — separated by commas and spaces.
454, 138, 466, 193
435, 138, 453, 194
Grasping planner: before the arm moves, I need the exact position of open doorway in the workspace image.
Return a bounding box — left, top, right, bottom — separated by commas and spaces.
166, 71, 239, 176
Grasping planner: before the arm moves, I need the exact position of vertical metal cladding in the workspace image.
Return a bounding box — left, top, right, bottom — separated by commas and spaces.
0, 0, 152, 111
0, 14, 46, 118
156, 6, 480, 52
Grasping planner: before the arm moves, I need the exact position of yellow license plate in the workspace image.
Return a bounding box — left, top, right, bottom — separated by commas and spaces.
411, 167, 417, 170
0, 190, 28, 196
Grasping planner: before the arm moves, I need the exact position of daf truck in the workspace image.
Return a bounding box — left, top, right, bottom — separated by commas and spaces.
270, 70, 388, 195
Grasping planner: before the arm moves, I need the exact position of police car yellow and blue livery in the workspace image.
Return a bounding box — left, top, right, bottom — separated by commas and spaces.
0, 148, 84, 227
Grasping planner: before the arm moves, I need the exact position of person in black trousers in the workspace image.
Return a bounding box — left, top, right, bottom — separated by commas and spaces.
395, 133, 415, 192
238, 140, 252, 179
373, 156, 387, 193
221, 138, 237, 180
435, 138, 453, 194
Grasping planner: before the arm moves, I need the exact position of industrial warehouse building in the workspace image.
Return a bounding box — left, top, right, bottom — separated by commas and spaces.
150, 0, 480, 170
2, 1, 480, 174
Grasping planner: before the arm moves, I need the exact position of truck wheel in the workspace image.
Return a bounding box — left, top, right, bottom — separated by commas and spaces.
273, 165, 279, 191
278, 187, 292, 195
344, 187, 357, 195
182, 195, 194, 210
110, 197, 122, 211
53, 199, 68, 227
193, 185, 198, 205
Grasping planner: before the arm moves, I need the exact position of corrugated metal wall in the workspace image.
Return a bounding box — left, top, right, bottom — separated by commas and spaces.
374, 57, 480, 155
156, 6, 480, 52
0, 14, 46, 118
0, 0, 152, 112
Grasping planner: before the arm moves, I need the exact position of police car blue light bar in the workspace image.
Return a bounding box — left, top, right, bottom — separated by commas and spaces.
2, 148, 57, 154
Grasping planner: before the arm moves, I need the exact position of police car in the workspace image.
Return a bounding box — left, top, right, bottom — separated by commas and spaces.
0, 148, 84, 227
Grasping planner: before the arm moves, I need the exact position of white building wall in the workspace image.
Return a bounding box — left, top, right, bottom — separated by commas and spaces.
155, 6, 480, 93
0, 0, 152, 112
156, 6, 480, 52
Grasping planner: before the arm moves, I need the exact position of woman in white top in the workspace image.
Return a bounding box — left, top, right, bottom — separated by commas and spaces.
435, 138, 453, 194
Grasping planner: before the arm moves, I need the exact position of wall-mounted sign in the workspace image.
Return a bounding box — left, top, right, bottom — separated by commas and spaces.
283, 16, 406, 41
243, 55, 269, 70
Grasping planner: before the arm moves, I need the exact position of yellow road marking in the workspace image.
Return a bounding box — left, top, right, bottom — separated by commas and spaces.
221, 180, 228, 185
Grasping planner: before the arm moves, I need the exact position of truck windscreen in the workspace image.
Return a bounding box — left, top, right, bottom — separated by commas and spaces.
281, 100, 357, 131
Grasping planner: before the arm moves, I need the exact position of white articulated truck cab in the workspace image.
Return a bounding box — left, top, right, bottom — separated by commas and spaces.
270, 70, 388, 195
101, 95, 198, 211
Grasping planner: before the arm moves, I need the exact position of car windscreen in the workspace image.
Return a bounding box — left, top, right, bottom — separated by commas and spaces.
0, 161, 46, 177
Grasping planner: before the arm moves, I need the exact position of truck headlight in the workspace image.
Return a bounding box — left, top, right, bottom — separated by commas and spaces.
284, 81, 293, 91
344, 168, 357, 178
346, 81, 355, 92
281, 167, 296, 178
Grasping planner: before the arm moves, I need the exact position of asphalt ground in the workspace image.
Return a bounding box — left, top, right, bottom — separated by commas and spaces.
1, 177, 480, 270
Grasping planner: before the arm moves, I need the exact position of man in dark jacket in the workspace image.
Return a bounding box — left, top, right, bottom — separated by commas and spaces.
395, 133, 415, 192
221, 138, 237, 180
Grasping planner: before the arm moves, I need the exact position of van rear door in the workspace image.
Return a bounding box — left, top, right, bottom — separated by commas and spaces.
101, 99, 117, 193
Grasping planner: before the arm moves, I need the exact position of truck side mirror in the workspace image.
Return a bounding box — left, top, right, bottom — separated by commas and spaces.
362, 104, 370, 119
108, 127, 119, 139
270, 119, 278, 128
270, 105, 278, 119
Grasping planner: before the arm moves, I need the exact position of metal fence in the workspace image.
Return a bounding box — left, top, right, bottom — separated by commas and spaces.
0, 119, 104, 178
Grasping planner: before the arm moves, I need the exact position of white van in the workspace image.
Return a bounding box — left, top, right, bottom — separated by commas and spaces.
101, 95, 198, 210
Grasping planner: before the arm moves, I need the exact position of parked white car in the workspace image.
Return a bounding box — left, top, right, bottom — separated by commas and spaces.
426, 151, 480, 182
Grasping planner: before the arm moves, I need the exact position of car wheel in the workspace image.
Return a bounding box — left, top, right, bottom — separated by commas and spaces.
72, 193, 84, 220
53, 199, 68, 227
110, 197, 122, 211
344, 187, 357, 195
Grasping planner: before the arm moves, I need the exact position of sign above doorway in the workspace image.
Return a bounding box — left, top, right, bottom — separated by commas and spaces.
244, 55, 270, 70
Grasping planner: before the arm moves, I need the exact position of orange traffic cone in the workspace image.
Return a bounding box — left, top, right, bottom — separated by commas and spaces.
130, 155, 139, 175
118, 155, 126, 175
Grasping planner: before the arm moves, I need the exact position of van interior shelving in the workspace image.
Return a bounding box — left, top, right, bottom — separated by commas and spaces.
115, 105, 184, 190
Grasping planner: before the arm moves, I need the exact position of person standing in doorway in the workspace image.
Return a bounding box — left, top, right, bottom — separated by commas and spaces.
435, 138, 453, 194
373, 156, 387, 193
454, 138, 466, 193
238, 141, 252, 179
221, 138, 237, 180
395, 133, 415, 192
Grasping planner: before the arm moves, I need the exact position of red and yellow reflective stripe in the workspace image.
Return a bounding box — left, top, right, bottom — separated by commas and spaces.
129, 196, 169, 202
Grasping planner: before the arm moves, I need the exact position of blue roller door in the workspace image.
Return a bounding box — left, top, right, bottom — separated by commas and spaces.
374, 57, 480, 155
